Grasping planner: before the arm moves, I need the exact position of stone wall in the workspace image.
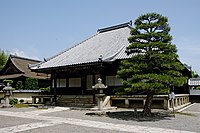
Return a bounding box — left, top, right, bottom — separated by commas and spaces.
108, 94, 190, 110
0, 90, 41, 103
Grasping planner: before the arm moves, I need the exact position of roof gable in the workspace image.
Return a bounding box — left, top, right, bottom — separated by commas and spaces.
0, 56, 23, 75
0, 55, 48, 79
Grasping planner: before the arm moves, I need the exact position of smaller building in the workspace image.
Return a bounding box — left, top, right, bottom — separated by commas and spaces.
0, 55, 50, 89
188, 78, 200, 102
188, 78, 200, 95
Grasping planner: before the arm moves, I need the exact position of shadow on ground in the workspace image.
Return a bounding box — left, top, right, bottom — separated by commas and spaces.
106, 111, 174, 122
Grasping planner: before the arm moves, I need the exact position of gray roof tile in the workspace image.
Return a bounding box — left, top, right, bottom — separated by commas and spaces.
31, 23, 132, 70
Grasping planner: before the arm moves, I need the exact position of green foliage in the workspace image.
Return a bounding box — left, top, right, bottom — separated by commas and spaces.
15, 103, 29, 108
0, 49, 8, 69
3, 79, 13, 85
16, 81, 24, 90
117, 13, 187, 95
24, 78, 39, 90
191, 71, 198, 78
195, 86, 200, 90
9, 98, 18, 105
40, 86, 50, 92
113, 87, 131, 95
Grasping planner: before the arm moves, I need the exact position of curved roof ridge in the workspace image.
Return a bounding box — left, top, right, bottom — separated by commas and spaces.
10, 54, 41, 62
103, 45, 126, 62
9, 55, 25, 73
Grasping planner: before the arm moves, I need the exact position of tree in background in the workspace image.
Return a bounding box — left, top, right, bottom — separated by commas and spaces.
117, 13, 187, 116
24, 77, 39, 90
191, 71, 199, 78
0, 49, 9, 70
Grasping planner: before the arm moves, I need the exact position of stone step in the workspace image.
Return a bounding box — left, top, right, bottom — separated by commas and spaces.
56, 102, 96, 108
57, 95, 96, 106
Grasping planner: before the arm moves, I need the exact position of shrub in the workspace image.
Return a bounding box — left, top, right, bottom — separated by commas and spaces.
16, 81, 24, 90
40, 86, 50, 92
24, 78, 39, 90
9, 98, 18, 105
3, 79, 13, 86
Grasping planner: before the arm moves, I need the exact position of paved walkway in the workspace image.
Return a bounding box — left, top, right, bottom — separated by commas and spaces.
0, 104, 199, 133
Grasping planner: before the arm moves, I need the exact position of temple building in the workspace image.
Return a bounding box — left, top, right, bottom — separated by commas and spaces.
30, 22, 191, 97
0, 55, 50, 89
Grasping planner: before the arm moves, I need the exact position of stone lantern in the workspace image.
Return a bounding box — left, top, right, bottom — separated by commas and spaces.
1, 83, 14, 108
92, 78, 107, 110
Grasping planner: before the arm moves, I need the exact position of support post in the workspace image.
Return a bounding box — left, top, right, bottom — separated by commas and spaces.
53, 72, 57, 104
163, 99, 169, 110
32, 97, 36, 104
92, 74, 96, 104
143, 99, 146, 107
125, 98, 129, 108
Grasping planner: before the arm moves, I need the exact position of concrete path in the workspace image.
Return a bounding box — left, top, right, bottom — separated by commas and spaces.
0, 105, 199, 133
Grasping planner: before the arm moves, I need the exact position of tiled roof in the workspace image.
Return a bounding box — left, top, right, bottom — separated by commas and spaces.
0, 55, 49, 79
188, 78, 200, 86
31, 22, 132, 70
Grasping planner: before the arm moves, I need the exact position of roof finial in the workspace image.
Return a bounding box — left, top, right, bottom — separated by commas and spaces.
129, 20, 132, 26
98, 55, 103, 62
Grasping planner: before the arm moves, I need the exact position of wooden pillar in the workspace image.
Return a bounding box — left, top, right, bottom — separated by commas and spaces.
143, 99, 146, 107
66, 77, 69, 88
81, 76, 86, 95
92, 74, 96, 104
53, 72, 57, 103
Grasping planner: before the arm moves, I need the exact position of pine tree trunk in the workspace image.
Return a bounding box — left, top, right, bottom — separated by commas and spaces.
143, 91, 154, 117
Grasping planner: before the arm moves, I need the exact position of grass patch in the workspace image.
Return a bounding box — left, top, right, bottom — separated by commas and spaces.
175, 112, 195, 116
14, 104, 29, 108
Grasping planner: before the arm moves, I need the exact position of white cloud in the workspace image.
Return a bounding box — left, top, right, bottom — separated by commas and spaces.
11, 48, 39, 60
11, 48, 26, 57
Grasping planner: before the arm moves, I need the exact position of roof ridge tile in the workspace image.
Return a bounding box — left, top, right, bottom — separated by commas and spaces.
97, 21, 132, 33
10, 54, 41, 62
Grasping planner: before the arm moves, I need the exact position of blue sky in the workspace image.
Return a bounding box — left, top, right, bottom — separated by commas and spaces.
0, 0, 200, 74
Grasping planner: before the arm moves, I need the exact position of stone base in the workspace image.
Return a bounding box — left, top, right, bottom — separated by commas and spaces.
1, 104, 13, 108
85, 111, 107, 115
86, 107, 117, 115
90, 106, 117, 111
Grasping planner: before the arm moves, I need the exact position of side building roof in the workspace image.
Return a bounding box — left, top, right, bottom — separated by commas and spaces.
30, 22, 132, 71
0, 55, 49, 79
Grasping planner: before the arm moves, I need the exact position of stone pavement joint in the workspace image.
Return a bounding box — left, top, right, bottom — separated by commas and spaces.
0, 107, 196, 133
177, 103, 196, 112
0, 121, 61, 133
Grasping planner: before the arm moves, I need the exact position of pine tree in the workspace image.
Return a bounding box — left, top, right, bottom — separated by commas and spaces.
117, 13, 187, 116
0, 49, 8, 70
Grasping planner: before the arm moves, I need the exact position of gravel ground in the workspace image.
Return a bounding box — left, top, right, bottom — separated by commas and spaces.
0, 115, 42, 128
0, 103, 199, 133
19, 123, 129, 133
0, 106, 38, 112
42, 104, 200, 132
